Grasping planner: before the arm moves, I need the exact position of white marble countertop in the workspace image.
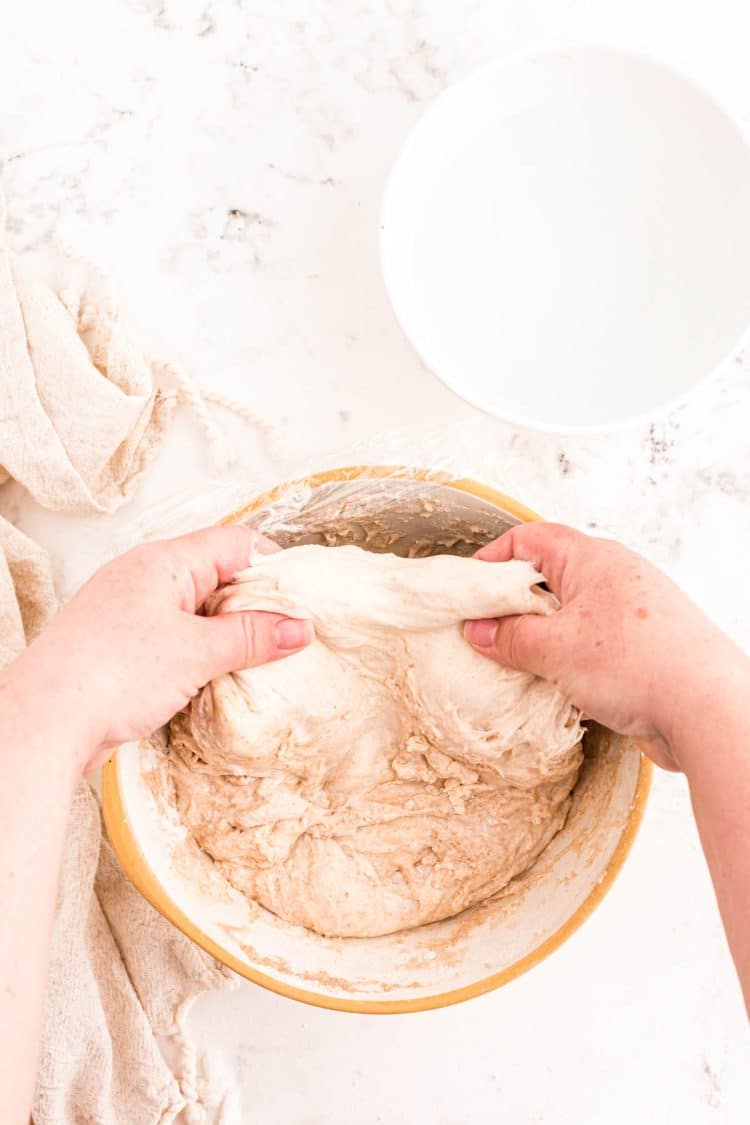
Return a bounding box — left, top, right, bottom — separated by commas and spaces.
2, 1, 750, 1122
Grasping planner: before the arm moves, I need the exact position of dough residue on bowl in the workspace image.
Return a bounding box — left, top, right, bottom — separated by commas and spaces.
165, 543, 584, 938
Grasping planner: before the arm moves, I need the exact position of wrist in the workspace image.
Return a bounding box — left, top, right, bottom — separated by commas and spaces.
653, 634, 750, 773
0, 642, 101, 780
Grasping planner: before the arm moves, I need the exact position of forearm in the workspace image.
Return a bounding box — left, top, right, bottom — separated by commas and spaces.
0, 650, 90, 1124
0, 525, 306, 1121
661, 642, 750, 1014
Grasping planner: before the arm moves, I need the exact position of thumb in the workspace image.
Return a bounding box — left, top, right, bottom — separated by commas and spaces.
201, 610, 314, 676
464, 613, 559, 679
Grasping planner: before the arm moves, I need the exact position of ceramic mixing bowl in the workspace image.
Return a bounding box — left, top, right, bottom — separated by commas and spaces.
102, 466, 651, 1013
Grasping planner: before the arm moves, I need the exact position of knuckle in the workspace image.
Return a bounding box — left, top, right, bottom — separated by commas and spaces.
515, 521, 576, 562
120, 543, 150, 568
540, 522, 582, 548
494, 618, 525, 668
506, 619, 528, 668
239, 613, 258, 666
130, 540, 172, 572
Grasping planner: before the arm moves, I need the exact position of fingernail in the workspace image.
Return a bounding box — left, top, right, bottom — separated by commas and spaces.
274, 617, 314, 651
465, 618, 499, 648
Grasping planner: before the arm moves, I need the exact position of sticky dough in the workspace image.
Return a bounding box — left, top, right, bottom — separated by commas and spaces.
167, 544, 584, 938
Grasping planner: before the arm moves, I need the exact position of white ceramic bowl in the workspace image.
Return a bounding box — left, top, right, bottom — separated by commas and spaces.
103, 468, 651, 1013
381, 47, 750, 432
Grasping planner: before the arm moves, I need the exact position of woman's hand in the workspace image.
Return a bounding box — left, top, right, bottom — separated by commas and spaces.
464, 522, 744, 770
8, 525, 313, 772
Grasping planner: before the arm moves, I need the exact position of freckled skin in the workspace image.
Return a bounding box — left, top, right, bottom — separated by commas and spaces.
465, 523, 750, 1016
467, 524, 729, 771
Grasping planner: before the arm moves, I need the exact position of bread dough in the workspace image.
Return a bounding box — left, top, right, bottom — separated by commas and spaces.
167, 544, 584, 938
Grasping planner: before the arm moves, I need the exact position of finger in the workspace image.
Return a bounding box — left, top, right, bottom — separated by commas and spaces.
464, 612, 561, 679
201, 610, 314, 676
170, 526, 281, 608
475, 523, 583, 599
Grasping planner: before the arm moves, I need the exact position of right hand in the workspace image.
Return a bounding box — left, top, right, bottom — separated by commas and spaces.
464, 523, 742, 771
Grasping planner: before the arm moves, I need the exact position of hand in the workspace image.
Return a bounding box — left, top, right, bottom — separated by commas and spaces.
464, 523, 741, 770
11, 526, 313, 772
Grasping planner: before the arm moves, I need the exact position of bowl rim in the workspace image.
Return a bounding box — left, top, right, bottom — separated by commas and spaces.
102, 464, 653, 1013
379, 44, 750, 434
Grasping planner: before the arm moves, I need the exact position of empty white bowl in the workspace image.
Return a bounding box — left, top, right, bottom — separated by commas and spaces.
381, 47, 750, 431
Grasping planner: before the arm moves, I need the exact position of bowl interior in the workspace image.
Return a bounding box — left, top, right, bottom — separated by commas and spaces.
105, 474, 649, 1011
381, 48, 750, 430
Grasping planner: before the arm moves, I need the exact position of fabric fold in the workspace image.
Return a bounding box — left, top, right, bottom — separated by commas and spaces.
0, 188, 175, 512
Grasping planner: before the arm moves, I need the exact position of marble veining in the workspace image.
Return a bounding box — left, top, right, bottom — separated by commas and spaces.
1, 2, 749, 1122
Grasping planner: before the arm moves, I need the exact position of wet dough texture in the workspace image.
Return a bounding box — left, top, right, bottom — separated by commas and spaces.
168, 545, 584, 937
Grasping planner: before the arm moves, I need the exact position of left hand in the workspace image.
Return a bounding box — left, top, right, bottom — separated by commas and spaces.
8, 526, 313, 773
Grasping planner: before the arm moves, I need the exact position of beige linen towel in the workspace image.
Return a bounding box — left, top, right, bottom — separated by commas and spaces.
36, 784, 238, 1125
0, 194, 176, 512
0, 189, 240, 1123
